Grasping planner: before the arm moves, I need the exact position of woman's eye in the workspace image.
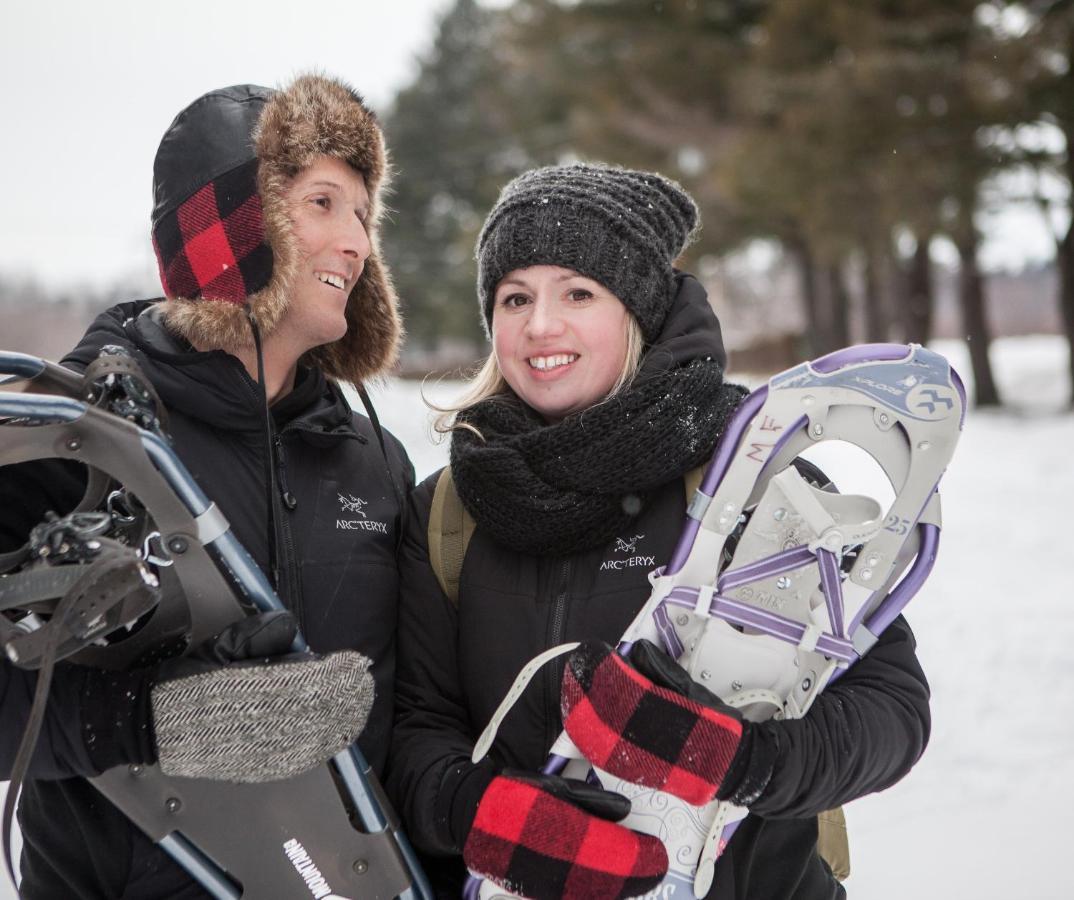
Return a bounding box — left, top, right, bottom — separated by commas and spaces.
501, 293, 529, 308
569, 289, 593, 302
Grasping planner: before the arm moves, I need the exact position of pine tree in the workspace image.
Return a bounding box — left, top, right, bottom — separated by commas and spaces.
381, 0, 529, 355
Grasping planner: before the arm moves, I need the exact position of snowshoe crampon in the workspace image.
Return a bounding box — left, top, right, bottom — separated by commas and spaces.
468, 343, 964, 899
0, 350, 431, 900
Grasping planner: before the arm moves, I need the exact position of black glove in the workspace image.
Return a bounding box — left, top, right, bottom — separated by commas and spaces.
157, 608, 298, 673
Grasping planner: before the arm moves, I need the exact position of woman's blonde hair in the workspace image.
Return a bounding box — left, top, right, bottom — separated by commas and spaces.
431, 314, 645, 436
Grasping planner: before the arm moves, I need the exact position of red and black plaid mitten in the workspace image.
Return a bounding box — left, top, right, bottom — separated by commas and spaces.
462, 772, 667, 900
562, 640, 748, 807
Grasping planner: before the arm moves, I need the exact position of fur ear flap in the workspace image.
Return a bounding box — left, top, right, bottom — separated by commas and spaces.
307, 251, 403, 386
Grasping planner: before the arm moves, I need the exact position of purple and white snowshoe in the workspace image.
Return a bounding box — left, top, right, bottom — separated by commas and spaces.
468, 343, 964, 899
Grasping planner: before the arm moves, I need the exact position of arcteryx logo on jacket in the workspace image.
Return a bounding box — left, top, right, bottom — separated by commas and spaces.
600, 533, 656, 571
336, 492, 389, 534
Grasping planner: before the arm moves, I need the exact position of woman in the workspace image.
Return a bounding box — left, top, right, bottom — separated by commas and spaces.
1, 73, 411, 898
388, 164, 930, 899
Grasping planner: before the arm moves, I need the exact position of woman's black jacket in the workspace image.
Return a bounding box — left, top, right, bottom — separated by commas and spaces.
388, 469, 931, 900
0, 300, 413, 899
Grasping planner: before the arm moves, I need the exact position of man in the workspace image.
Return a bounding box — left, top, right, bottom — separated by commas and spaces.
0, 73, 413, 898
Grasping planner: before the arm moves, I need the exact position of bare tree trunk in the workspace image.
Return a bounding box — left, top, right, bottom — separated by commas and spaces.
902, 237, 933, 346
955, 236, 1000, 407
786, 234, 827, 357
861, 245, 891, 343
1058, 216, 1074, 408
1058, 41, 1074, 407
825, 263, 851, 349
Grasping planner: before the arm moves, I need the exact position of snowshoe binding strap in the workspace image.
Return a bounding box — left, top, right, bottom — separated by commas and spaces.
0, 521, 160, 669
2, 534, 157, 892
81, 345, 169, 440
471, 642, 582, 765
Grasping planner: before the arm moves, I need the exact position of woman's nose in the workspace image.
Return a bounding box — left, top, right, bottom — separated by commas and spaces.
525, 297, 565, 337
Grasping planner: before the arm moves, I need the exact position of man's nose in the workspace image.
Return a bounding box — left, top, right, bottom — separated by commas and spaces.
340, 215, 371, 263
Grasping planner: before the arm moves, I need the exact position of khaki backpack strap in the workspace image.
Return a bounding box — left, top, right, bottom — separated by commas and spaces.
432, 466, 707, 605
684, 465, 706, 504
428, 467, 475, 608
816, 807, 850, 881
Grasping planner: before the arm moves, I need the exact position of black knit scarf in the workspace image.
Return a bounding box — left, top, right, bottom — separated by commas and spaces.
450, 357, 746, 557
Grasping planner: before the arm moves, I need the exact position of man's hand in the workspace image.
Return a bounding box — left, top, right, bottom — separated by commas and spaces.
150, 611, 374, 782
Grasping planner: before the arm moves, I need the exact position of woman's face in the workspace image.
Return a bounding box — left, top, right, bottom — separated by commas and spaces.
492, 265, 632, 422
282, 155, 371, 351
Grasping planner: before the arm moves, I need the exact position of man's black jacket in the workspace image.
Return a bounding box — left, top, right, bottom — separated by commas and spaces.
1, 301, 413, 898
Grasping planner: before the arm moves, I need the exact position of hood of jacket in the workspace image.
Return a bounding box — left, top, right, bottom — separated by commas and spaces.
639, 271, 729, 375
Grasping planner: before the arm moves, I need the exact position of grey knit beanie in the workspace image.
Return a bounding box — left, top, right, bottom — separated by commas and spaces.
476, 163, 699, 342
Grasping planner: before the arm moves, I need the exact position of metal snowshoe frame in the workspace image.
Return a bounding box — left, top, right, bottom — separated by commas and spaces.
0, 350, 431, 900
467, 343, 964, 899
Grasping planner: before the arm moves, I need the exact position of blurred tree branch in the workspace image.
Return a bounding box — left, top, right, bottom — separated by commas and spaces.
384, 0, 1073, 404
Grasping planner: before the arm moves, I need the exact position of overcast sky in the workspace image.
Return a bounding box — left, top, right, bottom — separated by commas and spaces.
0, 0, 455, 292
0, 0, 1062, 295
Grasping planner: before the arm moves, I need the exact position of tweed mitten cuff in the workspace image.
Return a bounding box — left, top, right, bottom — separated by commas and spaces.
152, 649, 373, 782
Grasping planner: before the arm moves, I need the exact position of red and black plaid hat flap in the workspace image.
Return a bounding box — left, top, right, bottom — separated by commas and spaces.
152, 158, 273, 305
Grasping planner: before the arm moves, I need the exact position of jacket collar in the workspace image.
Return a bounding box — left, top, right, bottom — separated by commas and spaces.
61, 300, 360, 439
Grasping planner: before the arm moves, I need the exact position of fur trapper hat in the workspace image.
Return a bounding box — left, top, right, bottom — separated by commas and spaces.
150, 73, 400, 386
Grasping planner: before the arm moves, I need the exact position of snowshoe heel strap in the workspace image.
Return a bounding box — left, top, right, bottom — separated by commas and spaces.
768, 468, 882, 551
472, 642, 580, 764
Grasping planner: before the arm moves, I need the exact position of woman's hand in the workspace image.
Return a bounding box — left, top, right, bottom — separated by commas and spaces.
561, 640, 760, 807
462, 770, 667, 900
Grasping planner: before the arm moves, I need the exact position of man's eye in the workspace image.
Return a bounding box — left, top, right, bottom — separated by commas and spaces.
312, 197, 330, 209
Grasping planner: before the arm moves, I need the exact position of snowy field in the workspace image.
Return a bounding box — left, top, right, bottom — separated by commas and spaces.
2, 335, 1072, 898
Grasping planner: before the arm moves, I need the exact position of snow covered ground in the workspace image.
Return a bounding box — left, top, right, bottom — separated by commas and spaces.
2, 335, 1071, 898
836, 338, 1073, 900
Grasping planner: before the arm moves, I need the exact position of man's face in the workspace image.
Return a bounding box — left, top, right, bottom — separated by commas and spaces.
282, 155, 370, 351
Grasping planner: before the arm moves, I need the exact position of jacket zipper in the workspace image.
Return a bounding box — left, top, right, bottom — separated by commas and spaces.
273, 431, 304, 631
274, 432, 298, 511
544, 557, 572, 750
237, 369, 307, 629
